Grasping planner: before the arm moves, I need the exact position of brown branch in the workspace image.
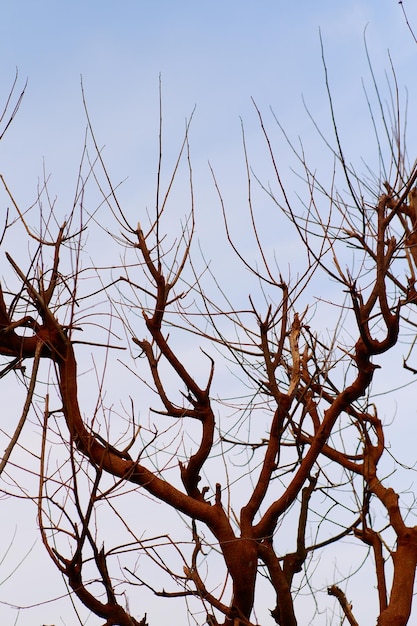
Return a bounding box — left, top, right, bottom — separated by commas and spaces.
327, 585, 359, 626
377, 530, 417, 626
283, 473, 318, 586
63, 553, 146, 626
0, 340, 42, 475
354, 527, 387, 612
240, 401, 290, 531
58, 334, 217, 522
258, 540, 297, 626
255, 336, 376, 539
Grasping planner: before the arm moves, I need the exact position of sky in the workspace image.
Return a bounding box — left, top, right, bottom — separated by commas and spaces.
0, 1, 417, 625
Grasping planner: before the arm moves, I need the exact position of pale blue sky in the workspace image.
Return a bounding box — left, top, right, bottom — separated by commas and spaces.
0, 0, 413, 202
0, 2, 417, 625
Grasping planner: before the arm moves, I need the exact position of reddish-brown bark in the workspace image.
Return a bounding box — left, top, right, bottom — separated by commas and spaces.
2, 76, 417, 625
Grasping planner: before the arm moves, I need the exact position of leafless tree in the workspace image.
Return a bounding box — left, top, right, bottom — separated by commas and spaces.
1, 39, 417, 626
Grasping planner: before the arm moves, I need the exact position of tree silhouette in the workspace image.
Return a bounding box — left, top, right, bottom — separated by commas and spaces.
1, 53, 417, 626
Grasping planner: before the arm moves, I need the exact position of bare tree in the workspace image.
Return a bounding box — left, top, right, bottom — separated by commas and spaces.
1, 44, 417, 626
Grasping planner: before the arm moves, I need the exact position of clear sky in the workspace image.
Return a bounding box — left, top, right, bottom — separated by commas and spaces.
0, 1, 417, 625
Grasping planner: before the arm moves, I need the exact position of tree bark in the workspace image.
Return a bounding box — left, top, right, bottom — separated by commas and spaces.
377, 530, 417, 626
